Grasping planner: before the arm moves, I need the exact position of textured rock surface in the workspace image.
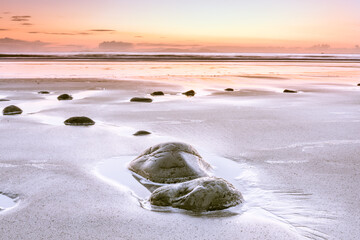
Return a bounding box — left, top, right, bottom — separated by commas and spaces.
3, 105, 22, 115
57, 93, 73, 100
150, 177, 243, 211
64, 116, 95, 126
182, 90, 196, 96
130, 97, 153, 102
128, 142, 211, 183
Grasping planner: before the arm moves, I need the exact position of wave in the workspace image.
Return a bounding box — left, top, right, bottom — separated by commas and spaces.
1, 52, 360, 62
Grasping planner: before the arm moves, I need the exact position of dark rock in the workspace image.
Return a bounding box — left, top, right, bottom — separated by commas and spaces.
182, 90, 195, 96
3, 105, 22, 115
128, 142, 211, 184
64, 116, 95, 126
0, 99, 10, 101
130, 97, 153, 103
150, 177, 243, 211
57, 94, 73, 100
38, 91, 50, 94
357, 83, 360, 86
133, 130, 151, 136
283, 89, 297, 93
151, 91, 164, 96
224, 88, 234, 91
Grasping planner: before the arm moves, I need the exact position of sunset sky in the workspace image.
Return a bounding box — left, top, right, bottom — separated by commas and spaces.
1, 0, 360, 52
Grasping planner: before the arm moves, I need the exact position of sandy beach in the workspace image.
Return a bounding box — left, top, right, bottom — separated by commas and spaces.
1, 60, 360, 239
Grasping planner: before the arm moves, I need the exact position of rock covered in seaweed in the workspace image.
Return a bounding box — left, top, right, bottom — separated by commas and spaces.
283, 89, 297, 93
182, 90, 196, 96
3, 105, 22, 115
57, 94, 73, 100
38, 91, 50, 94
128, 142, 211, 184
151, 91, 164, 96
133, 130, 151, 136
130, 97, 153, 103
150, 177, 243, 211
64, 116, 95, 126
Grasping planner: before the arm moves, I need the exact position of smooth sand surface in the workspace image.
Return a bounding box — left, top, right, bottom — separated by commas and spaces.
0, 61, 359, 240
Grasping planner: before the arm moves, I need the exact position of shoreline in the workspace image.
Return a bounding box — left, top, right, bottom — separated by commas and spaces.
0, 73, 359, 239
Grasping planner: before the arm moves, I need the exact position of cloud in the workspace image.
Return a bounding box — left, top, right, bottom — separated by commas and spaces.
89, 29, 115, 32
11, 15, 31, 22
0, 37, 49, 51
98, 41, 133, 50
309, 44, 331, 50
21, 23, 33, 26
134, 36, 143, 38
137, 42, 200, 47
28, 31, 93, 36
0, 29, 10, 31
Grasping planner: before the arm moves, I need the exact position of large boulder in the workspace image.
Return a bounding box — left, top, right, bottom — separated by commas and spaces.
3, 105, 22, 115
128, 142, 211, 184
64, 116, 95, 126
150, 177, 243, 211
57, 94, 73, 100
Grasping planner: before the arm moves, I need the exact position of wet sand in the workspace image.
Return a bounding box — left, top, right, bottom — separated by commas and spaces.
0, 61, 360, 239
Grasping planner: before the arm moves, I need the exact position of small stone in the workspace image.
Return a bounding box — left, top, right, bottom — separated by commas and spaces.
133, 130, 151, 136
130, 97, 153, 103
151, 91, 164, 96
357, 83, 360, 86
150, 177, 243, 211
3, 105, 22, 115
128, 142, 211, 184
283, 89, 297, 93
64, 116, 95, 126
182, 90, 195, 96
224, 88, 234, 91
0, 99, 10, 101
38, 91, 50, 94
57, 94, 73, 100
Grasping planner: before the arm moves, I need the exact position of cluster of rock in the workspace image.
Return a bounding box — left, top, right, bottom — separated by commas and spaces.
128, 142, 243, 212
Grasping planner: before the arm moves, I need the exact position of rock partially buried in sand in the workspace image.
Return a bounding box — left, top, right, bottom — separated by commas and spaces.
38, 91, 50, 94
130, 97, 153, 103
150, 177, 243, 211
182, 90, 196, 97
64, 116, 95, 126
3, 105, 22, 115
133, 130, 151, 136
283, 89, 297, 93
151, 91, 164, 96
224, 88, 234, 91
57, 94, 73, 101
0, 98, 10, 101
128, 142, 211, 184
